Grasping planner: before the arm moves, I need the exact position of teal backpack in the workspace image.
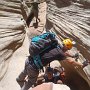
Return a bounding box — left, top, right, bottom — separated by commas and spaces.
29, 32, 58, 69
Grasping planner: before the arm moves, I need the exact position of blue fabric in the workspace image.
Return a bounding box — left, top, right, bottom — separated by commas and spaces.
31, 32, 55, 42
31, 37, 41, 42
33, 55, 43, 69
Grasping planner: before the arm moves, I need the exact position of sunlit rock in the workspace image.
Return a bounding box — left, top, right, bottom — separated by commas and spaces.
0, 0, 26, 80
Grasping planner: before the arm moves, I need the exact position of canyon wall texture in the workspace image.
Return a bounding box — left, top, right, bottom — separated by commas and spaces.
45, 0, 90, 90
0, 0, 90, 90
0, 0, 26, 80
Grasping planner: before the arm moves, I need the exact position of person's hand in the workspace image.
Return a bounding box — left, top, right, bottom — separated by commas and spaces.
82, 60, 90, 68
72, 53, 79, 61
74, 53, 79, 58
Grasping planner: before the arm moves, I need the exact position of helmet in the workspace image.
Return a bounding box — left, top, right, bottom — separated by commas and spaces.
63, 39, 73, 49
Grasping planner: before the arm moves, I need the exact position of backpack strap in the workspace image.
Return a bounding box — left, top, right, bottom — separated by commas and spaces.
33, 55, 43, 69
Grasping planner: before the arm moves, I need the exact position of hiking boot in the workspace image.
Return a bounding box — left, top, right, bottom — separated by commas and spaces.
16, 77, 26, 88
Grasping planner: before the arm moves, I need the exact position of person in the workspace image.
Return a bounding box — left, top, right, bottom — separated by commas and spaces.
37, 66, 65, 84
53, 66, 65, 84
16, 32, 88, 90
26, 0, 40, 28
49, 60, 66, 84
35, 66, 54, 85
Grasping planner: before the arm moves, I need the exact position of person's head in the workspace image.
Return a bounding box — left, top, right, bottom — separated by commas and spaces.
62, 39, 75, 51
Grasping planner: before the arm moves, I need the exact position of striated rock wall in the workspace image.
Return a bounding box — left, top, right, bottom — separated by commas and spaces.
0, 0, 26, 80
0, 0, 90, 90
45, 0, 90, 90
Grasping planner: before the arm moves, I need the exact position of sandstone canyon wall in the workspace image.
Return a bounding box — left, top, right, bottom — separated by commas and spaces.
0, 0, 26, 80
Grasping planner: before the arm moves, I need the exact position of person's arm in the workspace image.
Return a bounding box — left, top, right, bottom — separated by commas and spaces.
66, 57, 83, 67
64, 51, 79, 59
